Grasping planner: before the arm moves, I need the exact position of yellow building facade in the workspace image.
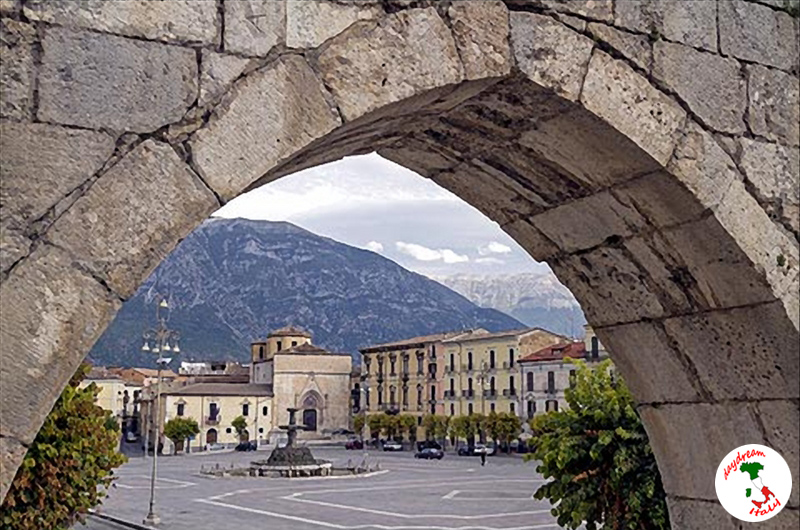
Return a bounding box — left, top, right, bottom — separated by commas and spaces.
440, 328, 567, 418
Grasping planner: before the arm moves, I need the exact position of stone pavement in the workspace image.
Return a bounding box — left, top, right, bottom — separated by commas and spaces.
86, 447, 561, 530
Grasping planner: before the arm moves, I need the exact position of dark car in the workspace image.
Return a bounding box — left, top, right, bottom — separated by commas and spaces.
345, 437, 364, 450
235, 441, 257, 451
332, 428, 355, 436
416, 440, 443, 452
415, 447, 444, 460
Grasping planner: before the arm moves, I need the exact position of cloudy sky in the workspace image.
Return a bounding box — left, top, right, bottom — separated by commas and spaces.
214, 153, 550, 278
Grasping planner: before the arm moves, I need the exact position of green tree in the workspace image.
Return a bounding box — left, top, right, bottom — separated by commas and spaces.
397, 414, 417, 442
353, 413, 366, 437
1, 364, 127, 530
231, 415, 248, 441
527, 359, 668, 530
450, 415, 481, 445
164, 417, 199, 454
495, 413, 522, 452
366, 414, 384, 442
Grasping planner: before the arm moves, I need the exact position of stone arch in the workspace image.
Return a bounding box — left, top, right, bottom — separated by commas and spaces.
0, 2, 798, 526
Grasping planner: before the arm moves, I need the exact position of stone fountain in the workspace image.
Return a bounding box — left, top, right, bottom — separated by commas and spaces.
250, 407, 332, 477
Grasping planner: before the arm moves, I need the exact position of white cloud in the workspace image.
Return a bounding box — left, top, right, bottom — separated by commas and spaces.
396, 242, 469, 264
479, 241, 512, 255
364, 241, 383, 252
476, 257, 505, 264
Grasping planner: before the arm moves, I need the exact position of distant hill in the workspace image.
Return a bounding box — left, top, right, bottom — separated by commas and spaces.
435, 273, 587, 338
89, 218, 524, 367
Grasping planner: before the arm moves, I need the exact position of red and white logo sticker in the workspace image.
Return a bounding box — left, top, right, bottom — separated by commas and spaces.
715, 444, 793, 522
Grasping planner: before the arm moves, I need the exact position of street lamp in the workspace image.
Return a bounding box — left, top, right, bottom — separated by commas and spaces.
141, 298, 181, 527
476, 361, 490, 443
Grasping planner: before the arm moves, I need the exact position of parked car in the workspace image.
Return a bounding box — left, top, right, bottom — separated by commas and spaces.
235, 441, 257, 451
345, 437, 364, 450
382, 440, 403, 451
416, 440, 443, 452
332, 428, 355, 435
415, 447, 444, 460
457, 443, 494, 456
207, 442, 226, 451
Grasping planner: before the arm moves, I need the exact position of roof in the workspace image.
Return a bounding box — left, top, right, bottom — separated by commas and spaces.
166, 382, 273, 397
126, 367, 179, 378
518, 341, 587, 363
276, 343, 351, 356
268, 325, 312, 338
441, 327, 553, 344
85, 366, 122, 381
359, 330, 475, 353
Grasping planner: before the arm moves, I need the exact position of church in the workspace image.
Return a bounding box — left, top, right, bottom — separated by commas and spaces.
161, 326, 352, 450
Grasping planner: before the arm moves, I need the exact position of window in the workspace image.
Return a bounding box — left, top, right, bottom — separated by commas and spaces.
403, 356, 409, 375
510, 402, 515, 413
468, 377, 473, 391
430, 385, 436, 400
258, 345, 264, 360
450, 403, 455, 416
509, 348, 515, 368
547, 371, 555, 392
489, 350, 495, 369
546, 399, 559, 411
449, 378, 454, 393
490, 403, 496, 413
569, 370, 576, 384
291, 340, 297, 347
390, 357, 396, 375
467, 351, 473, 370
417, 385, 423, 406
209, 403, 219, 420
417, 353, 424, 374
377, 386, 383, 406
389, 386, 396, 405
258, 427, 264, 433
276, 341, 282, 351
526, 372, 534, 392
509, 375, 515, 393
226, 427, 232, 434
262, 405, 268, 416
402, 386, 409, 406
527, 400, 535, 419
468, 403, 474, 415
430, 403, 435, 415
591, 337, 599, 358
490, 376, 496, 393
242, 403, 249, 416
450, 353, 455, 371
177, 403, 185, 417
417, 416, 423, 426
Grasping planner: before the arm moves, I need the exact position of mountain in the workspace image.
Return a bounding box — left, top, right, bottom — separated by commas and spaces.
434, 273, 587, 338
88, 218, 524, 367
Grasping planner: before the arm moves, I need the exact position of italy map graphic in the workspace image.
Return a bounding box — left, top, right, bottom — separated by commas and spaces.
740, 462, 777, 509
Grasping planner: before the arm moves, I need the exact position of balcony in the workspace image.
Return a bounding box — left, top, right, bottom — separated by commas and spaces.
546, 386, 556, 395
502, 389, 517, 397
483, 389, 497, 399
206, 415, 221, 425
445, 366, 456, 374
462, 364, 474, 373
402, 372, 410, 381
443, 390, 456, 399
502, 362, 518, 371
462, 390, 475, 398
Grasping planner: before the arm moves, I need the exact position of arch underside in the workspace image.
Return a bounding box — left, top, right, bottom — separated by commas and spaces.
1, 1, 798, 527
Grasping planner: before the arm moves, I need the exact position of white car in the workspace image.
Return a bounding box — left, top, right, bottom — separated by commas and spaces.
207, 443, 226, 451
382, 440, 403, 451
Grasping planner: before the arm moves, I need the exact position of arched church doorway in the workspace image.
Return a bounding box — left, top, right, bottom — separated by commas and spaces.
206, 429, 217, 445
302, 410, 317, 432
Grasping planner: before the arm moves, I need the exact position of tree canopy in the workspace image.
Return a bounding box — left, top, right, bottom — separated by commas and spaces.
231, 415, 248, 440
527, 359, 668, 530
1, 364, 126, 530
163, 417, 199, 453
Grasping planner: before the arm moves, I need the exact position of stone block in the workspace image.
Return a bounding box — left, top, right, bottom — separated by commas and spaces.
532, 191, 647, 253
514, 0, 613, 22
510, 13, 594, 102
519, 107, 661, 189
614, 170, 706, 228
614, 0, 717, 52
0, 19, 35, 120
715, 180, 799, 302
659, 215, 776, 310
46, 140, 219, 298
23, 0, 218, 45
378, 137, 460, 177
448, 0, 511, 80
315, 7, 463, 121
665, 498, 740, 530
38, 27, 197, 133
0, 435, 28, 501
587, 22, 652, 72
581, 50, 685, 166
0, 0, 20, 15
0, 244, 121, 447
286, 0, 381, 49
663, 303, 800, 401
190, 55, 341, 200
0, 122, 115, 274
639, 401, 765, 500
550, 247, 667, 327
500, 217, 560, 262
719, 0, 798, 71
653, 41, 746, 135
596, 321, 703, 404
199, 50, 254, 107
666, 122, 739, 210
758, 400, 800, 506
747, 65, 800, 147
224, 0, 284, 56
739, 138, 800, 231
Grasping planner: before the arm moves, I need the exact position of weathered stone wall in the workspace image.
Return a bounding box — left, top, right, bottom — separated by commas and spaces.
1, 1, 798, 527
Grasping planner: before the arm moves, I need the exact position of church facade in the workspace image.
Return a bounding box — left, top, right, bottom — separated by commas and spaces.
159, 326, 352, 450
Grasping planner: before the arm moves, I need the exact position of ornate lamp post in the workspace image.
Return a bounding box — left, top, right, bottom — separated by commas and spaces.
141, 298, 180, 526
